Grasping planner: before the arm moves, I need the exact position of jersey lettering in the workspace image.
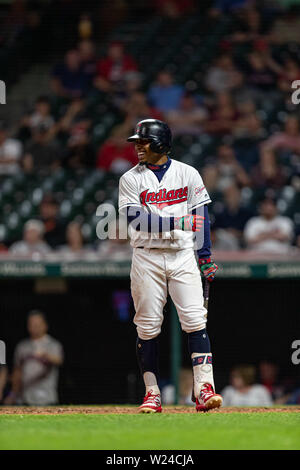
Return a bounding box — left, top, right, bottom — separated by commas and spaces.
118, 159, 211, 249
140, 186, 188, 209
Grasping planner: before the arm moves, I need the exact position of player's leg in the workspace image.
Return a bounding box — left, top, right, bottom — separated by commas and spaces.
167, 248, 222, 411
130, 248, 167, 413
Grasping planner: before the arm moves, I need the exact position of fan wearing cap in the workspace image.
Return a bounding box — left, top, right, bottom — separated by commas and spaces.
9, 220, 51, 257
118, 119, 222, 413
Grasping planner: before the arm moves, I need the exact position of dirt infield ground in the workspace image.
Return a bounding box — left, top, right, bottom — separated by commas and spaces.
1, 405, 299, 415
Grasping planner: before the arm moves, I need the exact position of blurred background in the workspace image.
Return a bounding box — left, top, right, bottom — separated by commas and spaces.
0, 0, 299, 408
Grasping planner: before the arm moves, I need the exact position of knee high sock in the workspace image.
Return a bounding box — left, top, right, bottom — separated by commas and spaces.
188, 329, 215, 397
136, 337, 160, 394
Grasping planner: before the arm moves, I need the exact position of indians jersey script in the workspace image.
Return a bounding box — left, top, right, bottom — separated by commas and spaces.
118, 159, 211, 249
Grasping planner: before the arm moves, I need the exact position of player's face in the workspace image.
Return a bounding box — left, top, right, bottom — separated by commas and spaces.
135, 140, 155, 164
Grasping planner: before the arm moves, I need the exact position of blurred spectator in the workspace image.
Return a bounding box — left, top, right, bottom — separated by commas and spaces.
59, 221, 90, 258
19, 96, 55, 143
124, 91, 163, 128
148, 71, 185, 113
97, 218, 132, 260
78, 40, 97, 87
0, 122, 22, 176
113, 71, 144, 109
57, 97, 91, 138
27, 96, 55, 131
205, 92, 240, 136
123, 71, 143, 94
244, 197, 294, 252
23, 125, 62, 173
234, 109, 265, 140
222, 365, 273, 406
123, 71, 143, 96
230, 8, 267, 45
63, 131, 95, 169
4, 310, 63, 406
51, 49, 89, 98
56, 98, 93, 168
202, 144, 250, 192
39, 195, 66, 248
204, 54, 243, 94
245, 48, 282, 97
233, 108, 265, 170
10, 220, 51, 257
212, 184, 253, 249
258, 360, 290, 402
258, 116, 300, 187
261, 115, 300, 154
251, 148, 287, 189
166, 93, 208, 136
96, 125, 138, 174
95, 41, 138, 93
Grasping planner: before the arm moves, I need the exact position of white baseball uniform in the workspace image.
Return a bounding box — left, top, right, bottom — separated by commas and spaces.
118, 159, 211, 340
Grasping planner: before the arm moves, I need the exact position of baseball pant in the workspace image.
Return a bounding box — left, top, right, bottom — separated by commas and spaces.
130, 247, 207, 340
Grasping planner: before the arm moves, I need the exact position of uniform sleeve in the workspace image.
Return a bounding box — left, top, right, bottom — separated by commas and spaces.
118, 173, 141, 212
195, 205, 211, 259
188, 169, 211, 211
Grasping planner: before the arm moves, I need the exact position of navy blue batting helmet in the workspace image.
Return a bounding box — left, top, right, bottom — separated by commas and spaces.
127, 119, 172, 154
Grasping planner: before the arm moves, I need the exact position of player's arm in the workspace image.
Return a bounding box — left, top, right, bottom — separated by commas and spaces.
118, 174, 203, 233
188, 170, 218, 282
194, 205, 218, 282
124, 206, 204, 233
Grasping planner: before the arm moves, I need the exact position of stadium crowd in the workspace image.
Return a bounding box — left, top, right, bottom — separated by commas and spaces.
0, 0, 300, 258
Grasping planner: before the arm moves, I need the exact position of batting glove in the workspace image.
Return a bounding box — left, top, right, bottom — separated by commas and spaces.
199, 258, 218, 282
174, 215, 204, 232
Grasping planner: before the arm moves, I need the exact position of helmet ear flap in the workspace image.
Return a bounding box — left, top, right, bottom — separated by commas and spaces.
149, 138, 166, 154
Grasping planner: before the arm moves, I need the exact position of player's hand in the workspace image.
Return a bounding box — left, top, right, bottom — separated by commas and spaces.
174, 215, 204, 232
199, 258, 218, 282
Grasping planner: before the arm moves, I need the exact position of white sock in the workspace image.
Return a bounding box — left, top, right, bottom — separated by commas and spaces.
143, 372, 160, 395
191, 353, 215, 398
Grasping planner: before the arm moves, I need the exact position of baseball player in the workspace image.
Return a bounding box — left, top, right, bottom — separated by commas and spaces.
118, 119, 222, 412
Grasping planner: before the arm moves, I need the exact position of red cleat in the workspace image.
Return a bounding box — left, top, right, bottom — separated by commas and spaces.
138, 390, 162, 413
196, 383, 223, 412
